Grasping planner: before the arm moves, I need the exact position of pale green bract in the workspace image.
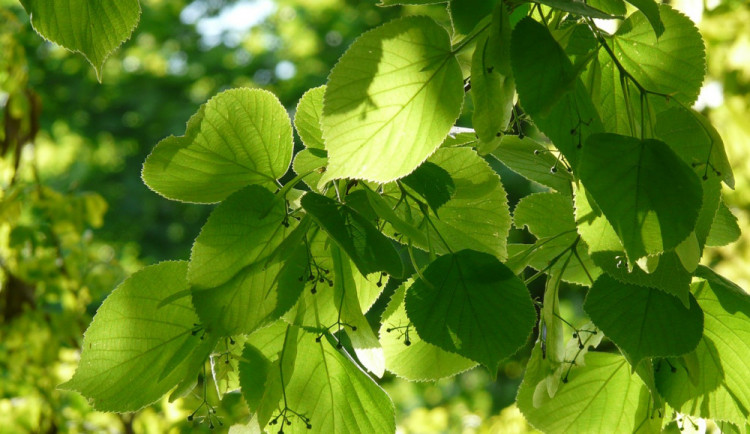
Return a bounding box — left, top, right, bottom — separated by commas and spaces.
20, 0, 141, 81
142, 88, 293, 203
59, 261, 214, 412
320, 16, 463, 183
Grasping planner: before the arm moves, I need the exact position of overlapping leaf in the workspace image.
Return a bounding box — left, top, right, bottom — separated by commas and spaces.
470, 4, 514, 143
490, 136, 573, 195
301, 192, 403, 278
380, 281, 477, 381
656, 268, 750, 427
60, 262, 215, 412
143, 89, 293, 203
579, 133, 703, 262
20, 0, 141, 80
380, 147, 512, 259
405, 250, 536, 372
511, 18, 604, 169
584, 275, 703, 366
320, 16, 463, 183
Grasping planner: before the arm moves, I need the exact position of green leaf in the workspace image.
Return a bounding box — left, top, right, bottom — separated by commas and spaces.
382, 147, 512, 259
301, 192, 404, 278
380, 280, 477, 381
268, 329, 396, 433
192, 245, 307, 336
60, 261, 214, 412
612, 5, 704, 105
320, 16, 463, 183
405, 250, 536, 372
490, 136, 573, 195
20, 0, 141, 81
450, 0, 497, 35
578, 133, 703, 261
363, 188, 429, 247
378, 0, 447, 5
706, 201, 741, 247
514, 192, 575, 239
330, 244, 386, 377
518, 344, 660, 433
587, 0, 627, 16
584, 275, 703, 367
294, 86, 326, 149
506, 237, 601, 287
576, 191, 693, 305
189, 185, 289, 289
511, 20, 604, 169
624, 0, 664, 37
401, 162, 456, 214
535, 0, 622, 19
238, 344, 276, 425
511, 18, 577, 118
292, 148, 328, 192
656, 267, 750, 427
142, 88, 293, 203
471, 4, 515, 143
655, 106, 734, 189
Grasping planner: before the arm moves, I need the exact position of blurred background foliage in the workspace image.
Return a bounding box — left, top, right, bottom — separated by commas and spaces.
0, 0, 747, 432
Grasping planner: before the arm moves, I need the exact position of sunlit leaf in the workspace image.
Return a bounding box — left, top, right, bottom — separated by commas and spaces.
20, 0, 141, 81
321, 16, 463, 183
189, 185, 290, 289
294, 86, 326, 150
380, 281, 477, 381
656, 267, 750, 427
706, 201, 741, 247
60, 261, 214, 412
612, 5, 704, 105
143, 89, 293, 203
518, 344, 660, 433
490, 136, 573, 195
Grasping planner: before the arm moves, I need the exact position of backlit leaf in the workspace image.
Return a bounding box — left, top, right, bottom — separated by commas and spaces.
518, 344, 660, 433
656, 267, 750, 427
143, 89, 293, 203
321, 16, 463, 183
380, 281, 477, 381
301, 192, 403, 278
20, 0, 141, 81
60, 262, 214, 412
